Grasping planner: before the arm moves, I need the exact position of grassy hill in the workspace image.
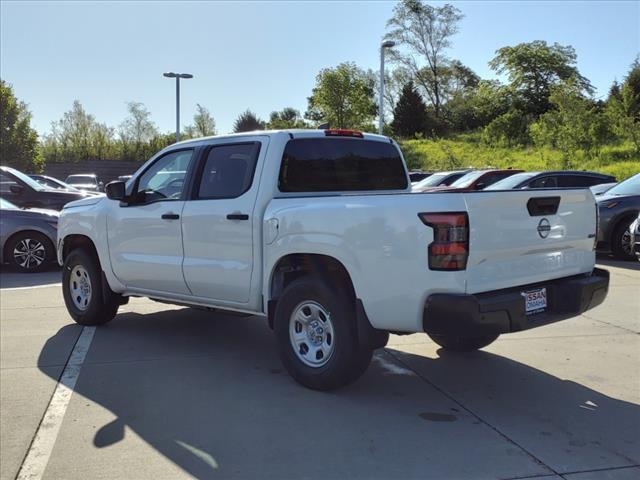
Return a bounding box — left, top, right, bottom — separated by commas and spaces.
399, 135, 640, 181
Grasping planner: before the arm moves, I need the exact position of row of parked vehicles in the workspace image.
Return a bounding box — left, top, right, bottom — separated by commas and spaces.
0, 157, 639, 274
409, 167, 639, 260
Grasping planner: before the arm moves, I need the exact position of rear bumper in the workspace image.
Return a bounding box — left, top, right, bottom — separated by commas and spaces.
423, 268, 609, 336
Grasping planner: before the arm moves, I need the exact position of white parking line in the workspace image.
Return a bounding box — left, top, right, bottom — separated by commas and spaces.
16, 326, 96, 480
0, 283, 61, 291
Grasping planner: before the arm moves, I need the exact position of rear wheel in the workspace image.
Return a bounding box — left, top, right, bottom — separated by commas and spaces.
611, 219, 635, 261
274, 276, 373, 390
427, 333, 499, 352
6, 231, 54, 273
62, 248, 119, 326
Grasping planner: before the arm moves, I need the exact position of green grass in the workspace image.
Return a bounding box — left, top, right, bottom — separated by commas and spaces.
399, 136, 640, 181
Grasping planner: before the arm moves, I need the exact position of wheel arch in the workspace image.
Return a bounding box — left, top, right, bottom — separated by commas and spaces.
266, 252, 387, 349
61, 233, 100, 262
609, 211, 639, 244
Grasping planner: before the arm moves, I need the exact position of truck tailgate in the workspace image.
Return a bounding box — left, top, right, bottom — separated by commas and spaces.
463, 189, 597, 294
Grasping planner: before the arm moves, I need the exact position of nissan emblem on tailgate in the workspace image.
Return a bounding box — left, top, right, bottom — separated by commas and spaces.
537, 218, 551, 239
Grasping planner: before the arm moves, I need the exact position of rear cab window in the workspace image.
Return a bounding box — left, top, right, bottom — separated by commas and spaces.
278, 137, 407, 192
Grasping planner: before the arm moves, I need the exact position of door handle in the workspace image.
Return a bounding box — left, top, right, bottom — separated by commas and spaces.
161, 213, 180, 220
226, 213, 249, 221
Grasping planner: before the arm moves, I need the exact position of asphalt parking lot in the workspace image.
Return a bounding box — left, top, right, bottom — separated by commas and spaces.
0, 258, 638, 480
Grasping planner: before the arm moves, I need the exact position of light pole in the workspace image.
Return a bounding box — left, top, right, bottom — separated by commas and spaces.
163, 72, 193, 142
379, 40, 396, 135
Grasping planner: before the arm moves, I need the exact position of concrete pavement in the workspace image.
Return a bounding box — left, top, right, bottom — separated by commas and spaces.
0, 259, 638, 479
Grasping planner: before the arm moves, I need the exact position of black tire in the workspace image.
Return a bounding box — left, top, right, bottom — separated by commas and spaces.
274, 276, 373, 391
611, 219, 635, 261
427, 333, 500, 352
6, 231, 55, 273
62, 248, 119, 326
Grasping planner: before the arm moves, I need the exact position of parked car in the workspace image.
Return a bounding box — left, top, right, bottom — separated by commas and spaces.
57, 129, 608, 390
426, 169, 524, 192
30, 174, 82, 192
629, 214, 640, 261
0, 198, 58, 272
596, 173, 640, 260
486, 171, 616, 191
1, 166, 90, 211
412, 169, 472, 191
408, 171, 431, 183
65, 174, 104, 192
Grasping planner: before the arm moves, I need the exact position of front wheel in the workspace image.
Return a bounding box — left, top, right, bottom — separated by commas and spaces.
611, 219, 635, 261
427, 333, 500, 352
274, 276, 373, 390
6, 231, 54, 273
62, 248, 119, 326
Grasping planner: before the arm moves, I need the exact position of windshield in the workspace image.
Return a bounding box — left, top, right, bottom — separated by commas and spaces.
3, 167, 46, 191
0, 198, 18, 209
485, 172, 538, 190
450, 170, 486, 188
414, 172, 453, 188
67, 175, 96, 185
603, 173, 640, 196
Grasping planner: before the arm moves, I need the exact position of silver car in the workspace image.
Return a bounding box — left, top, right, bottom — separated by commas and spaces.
0, 198, 58, 272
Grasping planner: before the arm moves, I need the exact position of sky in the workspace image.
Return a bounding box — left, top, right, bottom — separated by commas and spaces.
1, 1, 639, 136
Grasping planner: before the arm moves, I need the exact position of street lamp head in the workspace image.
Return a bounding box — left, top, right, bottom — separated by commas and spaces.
178, 73, 193, 79
381, 40, 396, 49
163, 72, 177, 78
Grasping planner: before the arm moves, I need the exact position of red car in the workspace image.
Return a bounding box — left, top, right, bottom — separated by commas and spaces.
422, 169, 524, 192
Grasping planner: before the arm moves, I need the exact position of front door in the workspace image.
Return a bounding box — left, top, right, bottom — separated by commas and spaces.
181, 140, 266, 304
107, 148, 195, 295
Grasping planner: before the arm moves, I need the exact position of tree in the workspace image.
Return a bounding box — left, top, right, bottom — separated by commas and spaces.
489, 41, 593, 116
0, 80, 41, 172
380, 67, 411, 119
190, 103, 216, 137
119, 102, 158, 144
266, 107, 307, 129
483, 109, 532, 147
385, 0, 464, 117
305, 62, 377, 129
42, 100, 115, 163
530, 80, 610, 164
607, 59, 640, 152
445, 79, 512, 132
233, 110, 265, 133
391, 81, 428, 138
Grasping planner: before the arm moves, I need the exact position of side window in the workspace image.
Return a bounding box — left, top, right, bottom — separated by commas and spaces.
0, 173, 17, 193
529, 176, 558, 188
558, 175, 599, 188
136, 149, 194, 203
197, 142, 261, 199
478, 172, 512, 189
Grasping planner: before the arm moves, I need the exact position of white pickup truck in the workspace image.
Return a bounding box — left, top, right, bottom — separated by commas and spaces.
58, 129, 609, 390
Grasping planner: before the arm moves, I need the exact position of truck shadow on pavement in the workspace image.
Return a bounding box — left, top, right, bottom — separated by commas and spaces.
38, 308, 640, 479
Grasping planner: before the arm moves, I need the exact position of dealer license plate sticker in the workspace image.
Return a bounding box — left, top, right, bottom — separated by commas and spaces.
523, 288, 547, 314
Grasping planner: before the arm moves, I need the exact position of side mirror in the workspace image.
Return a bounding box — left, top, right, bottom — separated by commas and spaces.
475, 182, 486, 190
9, 184, 25, 194
105, 181, 126, 201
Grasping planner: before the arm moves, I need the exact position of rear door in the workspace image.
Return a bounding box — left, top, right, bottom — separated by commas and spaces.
180, 139, 267, 303
463, 190, 596, 294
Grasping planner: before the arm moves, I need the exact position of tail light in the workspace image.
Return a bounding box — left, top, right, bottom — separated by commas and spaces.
324, 129, 364, 138
419, 212, 469, 270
